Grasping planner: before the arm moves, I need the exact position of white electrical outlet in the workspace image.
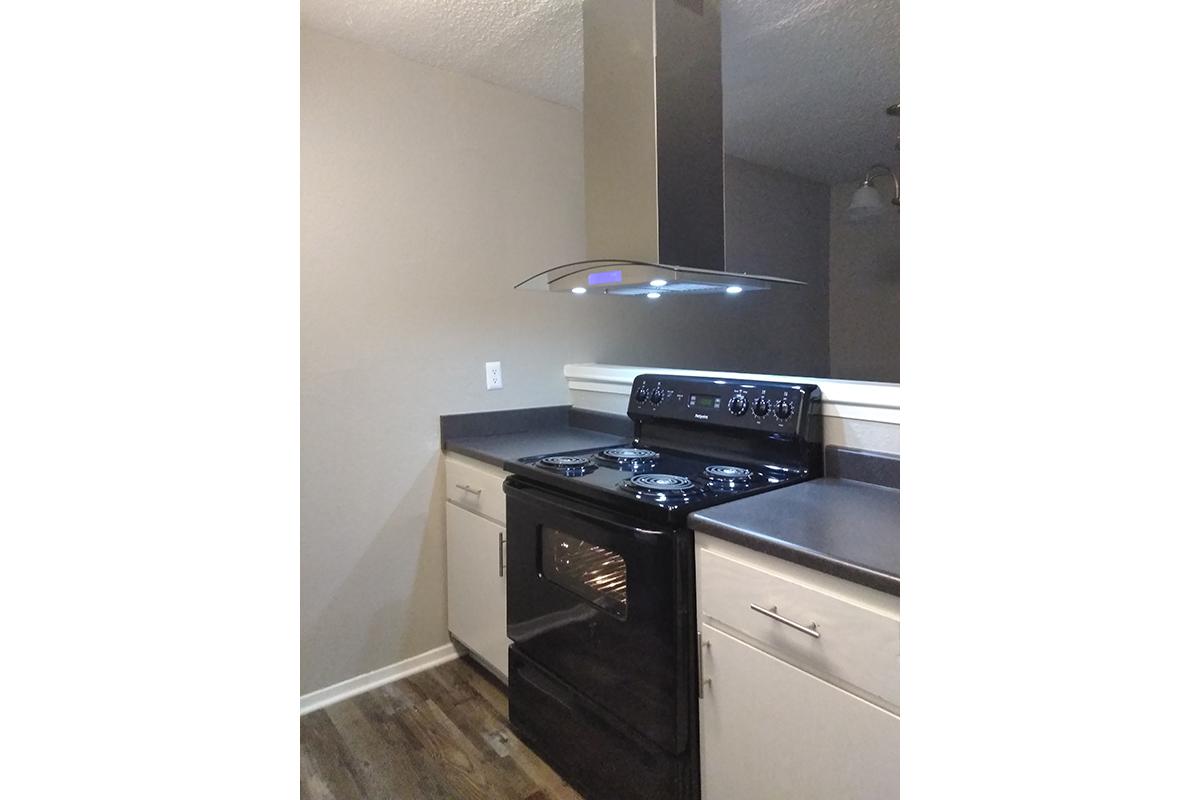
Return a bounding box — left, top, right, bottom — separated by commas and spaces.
485, 361, 503, 390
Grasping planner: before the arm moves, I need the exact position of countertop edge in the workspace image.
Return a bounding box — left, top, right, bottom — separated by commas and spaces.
688, 515, 900, 596
442, 439, 509, 469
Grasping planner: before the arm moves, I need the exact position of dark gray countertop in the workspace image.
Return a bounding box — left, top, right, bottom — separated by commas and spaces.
689, 478, 899, 596
443, 428, 628, 468
441, 405, 632, 469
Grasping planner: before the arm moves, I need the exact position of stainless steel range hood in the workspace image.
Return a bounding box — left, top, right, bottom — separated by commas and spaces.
514, 0, 805, 297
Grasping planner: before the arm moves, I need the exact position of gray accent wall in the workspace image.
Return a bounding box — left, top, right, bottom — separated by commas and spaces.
829, 178, 900, 382
723, 155, 830, 374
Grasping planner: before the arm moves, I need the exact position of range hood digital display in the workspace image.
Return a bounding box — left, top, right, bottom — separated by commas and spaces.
587, 270, 624, 286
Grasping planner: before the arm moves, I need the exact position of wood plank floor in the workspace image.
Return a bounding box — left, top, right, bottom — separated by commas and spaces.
300, 657, 585, 800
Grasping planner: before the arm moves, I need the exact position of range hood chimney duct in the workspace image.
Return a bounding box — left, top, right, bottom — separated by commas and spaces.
584, 0, 725, 271
514, 0, 806, 296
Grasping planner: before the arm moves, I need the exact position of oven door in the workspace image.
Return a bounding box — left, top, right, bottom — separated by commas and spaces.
505, 477, 695, 755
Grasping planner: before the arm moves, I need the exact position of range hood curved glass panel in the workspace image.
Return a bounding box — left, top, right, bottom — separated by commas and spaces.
514, 260, 805, 296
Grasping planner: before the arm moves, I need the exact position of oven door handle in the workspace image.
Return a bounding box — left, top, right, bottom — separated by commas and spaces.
504, 478, 672, 535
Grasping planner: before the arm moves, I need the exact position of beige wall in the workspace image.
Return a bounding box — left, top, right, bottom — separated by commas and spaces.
829, 179, 900, 382
301, 28, 620, 694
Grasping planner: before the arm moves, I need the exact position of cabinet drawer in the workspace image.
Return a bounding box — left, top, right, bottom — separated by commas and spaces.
444, 454, 507, 523
699, 548, 899, 709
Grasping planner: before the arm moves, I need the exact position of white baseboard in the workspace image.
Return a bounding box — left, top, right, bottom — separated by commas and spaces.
300, 642, 461, 716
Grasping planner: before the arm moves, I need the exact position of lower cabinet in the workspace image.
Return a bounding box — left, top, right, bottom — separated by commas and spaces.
697, 533, 899, 799
446, 500, 508, 678
700, 624, 898, 800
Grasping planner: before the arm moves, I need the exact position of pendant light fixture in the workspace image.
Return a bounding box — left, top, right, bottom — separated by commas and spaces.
847, 102, 900, 222
847, 164, 900, 222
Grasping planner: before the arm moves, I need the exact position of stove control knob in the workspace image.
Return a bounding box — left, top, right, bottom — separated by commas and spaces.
775, 399, 794, 421
650, 387, 665, 405
635, 385, 649, 403
728, 394, 748, 416
752, 397, 770, 418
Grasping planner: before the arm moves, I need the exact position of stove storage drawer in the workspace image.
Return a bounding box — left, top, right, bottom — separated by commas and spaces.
444, 453, 507, 523
698, 544, 899, 711
509, 649, 690, 800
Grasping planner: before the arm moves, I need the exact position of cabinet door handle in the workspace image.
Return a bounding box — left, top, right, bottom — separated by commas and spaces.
697, 632, 711, 698
455, 483, 482, 496
498, 531, 506, 577
750, 604, 821, 638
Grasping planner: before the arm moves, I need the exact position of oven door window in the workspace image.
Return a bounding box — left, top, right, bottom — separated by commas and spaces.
541, 527, 628, 620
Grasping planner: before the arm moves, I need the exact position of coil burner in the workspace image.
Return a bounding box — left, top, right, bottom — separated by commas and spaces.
619, 473, 705, 503
536, 455, 597, 476
700, 465, 762, 491
595, 447, 661, 470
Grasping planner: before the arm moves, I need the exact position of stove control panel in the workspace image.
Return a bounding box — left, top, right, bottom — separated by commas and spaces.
627, 374, 821, 438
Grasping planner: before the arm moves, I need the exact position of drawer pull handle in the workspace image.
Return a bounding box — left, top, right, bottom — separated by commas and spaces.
455, 483, 482, 496
750, 604, 821, 639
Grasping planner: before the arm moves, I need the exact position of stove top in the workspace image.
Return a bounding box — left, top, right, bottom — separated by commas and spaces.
508, 441, 808, 523
503, 373, 824, 526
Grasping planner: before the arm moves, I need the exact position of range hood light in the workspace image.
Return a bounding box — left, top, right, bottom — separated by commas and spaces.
647, 292, 662, 299
516, 259, 804, 295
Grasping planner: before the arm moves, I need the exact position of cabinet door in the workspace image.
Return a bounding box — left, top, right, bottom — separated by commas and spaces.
446, 501, 508, 678
700, 624, 898, 800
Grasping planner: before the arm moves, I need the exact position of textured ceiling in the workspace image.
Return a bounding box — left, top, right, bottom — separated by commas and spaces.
301, 0, 898, 185
723, 0, 899, 184
300, 0, 584, 109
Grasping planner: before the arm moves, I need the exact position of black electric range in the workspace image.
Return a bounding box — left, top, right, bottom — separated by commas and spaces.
502, 374, 823, 800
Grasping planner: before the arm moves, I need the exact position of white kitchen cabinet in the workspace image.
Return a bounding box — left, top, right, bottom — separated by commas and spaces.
699, 545, 899, 711
696, 532, 899, 799
445, 455, 509, 680
699, 624, 898, 800
445, 453, 508, 523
